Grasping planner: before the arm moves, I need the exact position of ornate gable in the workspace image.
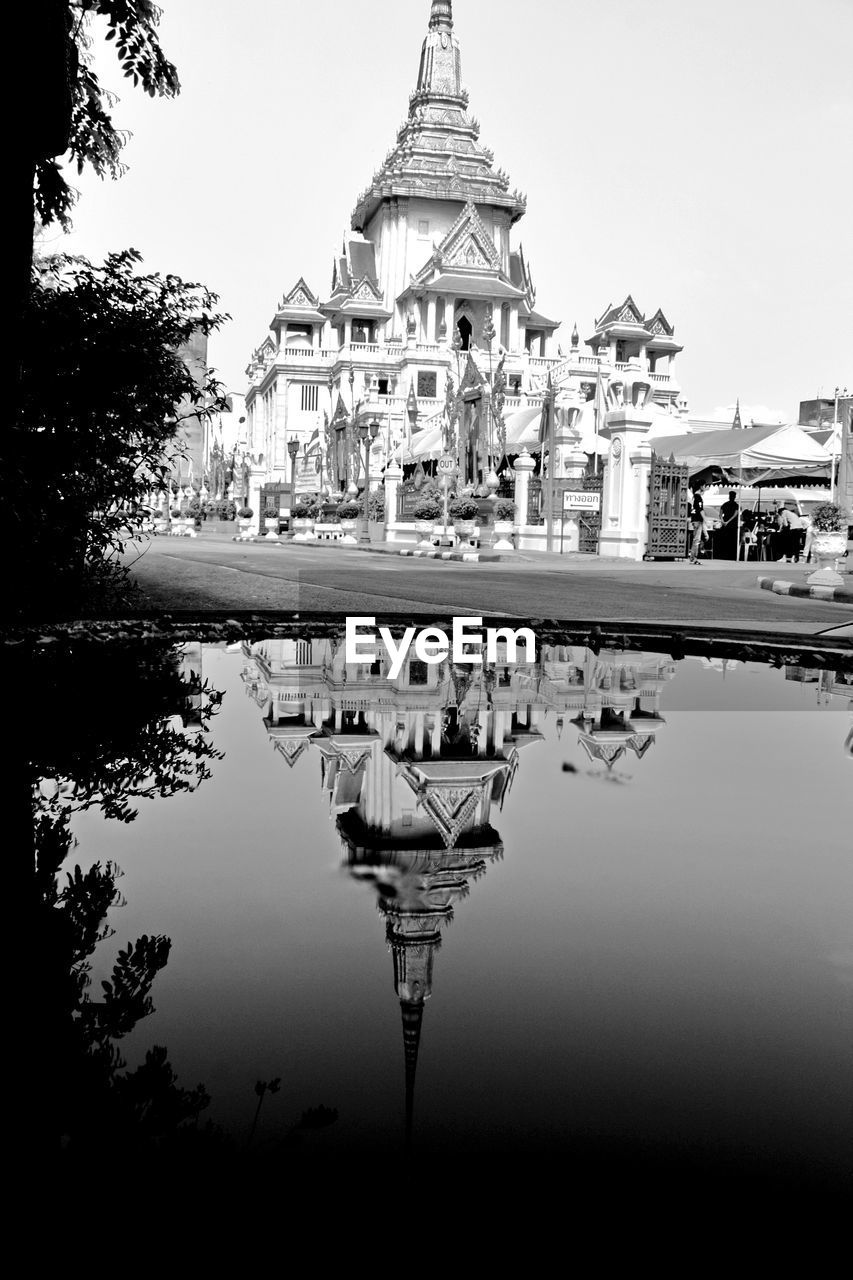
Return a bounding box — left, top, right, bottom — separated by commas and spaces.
419, 787, 481, 849
283, 277, 319, 309
274, 739, 312, 768
350, 274, 384, 304
647, 308, 674, 338
438, 199, 502, 272
598, 295, 646, 328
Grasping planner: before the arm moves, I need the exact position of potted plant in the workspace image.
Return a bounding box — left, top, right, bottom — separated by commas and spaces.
493, 498, 517, 551
291, 500, 317, 542
337, 500, 360, 544
807, 502, 848, 587
448, 496, 480, 548
263, 506, 280, 538
237, 505, 254, 538
365, 488, 386, 542
412, 495, 442, 547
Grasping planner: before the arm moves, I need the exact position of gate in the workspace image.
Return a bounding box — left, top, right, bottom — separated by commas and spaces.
646, 453, 690, 559
578, 474, 602, 554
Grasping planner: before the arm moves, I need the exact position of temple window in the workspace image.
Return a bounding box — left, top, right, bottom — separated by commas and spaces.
378, 378, 389, 396
286, 323, 312, 346
418, 220, 430, 237
352, 320, 374, 344
408, 660, 429, 686
300, 385, 319, 412
457, 314, 472, 350
616, 340, 626, 363
417, 371, 438, 398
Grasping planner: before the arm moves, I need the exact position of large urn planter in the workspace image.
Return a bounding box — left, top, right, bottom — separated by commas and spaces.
339, 517, 358, 545
415, 519, 435, 549
292, 517, 315, 543
454, 519, 478, 550
237, 517, 252, 540
808, 531, 847, 587
492, 520, 516, 552
264, 517, 280, 540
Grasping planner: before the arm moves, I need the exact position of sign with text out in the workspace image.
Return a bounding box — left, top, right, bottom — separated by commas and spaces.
437, 454, 457, 477
563, 491, 602, 512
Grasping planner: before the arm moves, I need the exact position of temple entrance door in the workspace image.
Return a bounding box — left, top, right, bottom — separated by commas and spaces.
457, 315, 472, 351
645, 452, 690, 559
578, 474, 603, 553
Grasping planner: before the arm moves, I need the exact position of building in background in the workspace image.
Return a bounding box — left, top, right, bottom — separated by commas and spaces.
244, 1, 687, 499
169, 329, 208, 491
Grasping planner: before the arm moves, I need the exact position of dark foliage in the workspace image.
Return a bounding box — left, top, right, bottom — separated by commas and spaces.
30, 642, 221, 1157
7, 249, 228, 615
38, 2, 180, 229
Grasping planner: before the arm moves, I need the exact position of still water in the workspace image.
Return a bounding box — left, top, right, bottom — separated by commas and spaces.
31, 633, 852, 1193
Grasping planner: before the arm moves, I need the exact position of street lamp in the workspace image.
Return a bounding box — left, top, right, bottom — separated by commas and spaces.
357, 418, 381, 545
286, 436, 299, 539
831, 386, 849, 503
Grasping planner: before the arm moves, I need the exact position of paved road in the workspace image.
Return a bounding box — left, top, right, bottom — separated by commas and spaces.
124, 538, 852, 630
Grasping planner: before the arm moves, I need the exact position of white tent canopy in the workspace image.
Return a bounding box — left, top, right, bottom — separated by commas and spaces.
648, 423, 831, 477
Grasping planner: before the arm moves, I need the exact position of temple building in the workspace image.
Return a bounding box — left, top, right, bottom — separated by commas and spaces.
243, 1, 688, 506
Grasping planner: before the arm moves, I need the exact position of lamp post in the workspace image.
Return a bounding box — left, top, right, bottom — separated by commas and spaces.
831, 385, 849, 503
286, 436, 299, 539
358, 418, 381, 545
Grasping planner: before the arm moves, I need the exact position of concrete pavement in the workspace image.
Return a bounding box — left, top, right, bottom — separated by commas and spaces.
122, 534, 853, 630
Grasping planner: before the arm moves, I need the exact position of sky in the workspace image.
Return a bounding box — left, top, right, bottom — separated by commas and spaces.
56, 0, 853, 420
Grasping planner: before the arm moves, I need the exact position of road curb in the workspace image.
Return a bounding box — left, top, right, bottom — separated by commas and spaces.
379, 546, 506, 563
758, 576, 853, 605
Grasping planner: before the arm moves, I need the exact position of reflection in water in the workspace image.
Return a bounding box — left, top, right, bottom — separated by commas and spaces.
30, 643, 223, 1162
26, 628, 852, 1195
240, 637, 852, 1156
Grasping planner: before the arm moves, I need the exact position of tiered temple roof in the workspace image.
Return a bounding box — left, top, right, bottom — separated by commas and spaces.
351, 1, 526, 231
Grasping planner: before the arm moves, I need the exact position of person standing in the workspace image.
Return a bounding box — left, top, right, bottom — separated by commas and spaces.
776, 504, 798, 563
719, 490, 740, 560
689, 488, 706, 564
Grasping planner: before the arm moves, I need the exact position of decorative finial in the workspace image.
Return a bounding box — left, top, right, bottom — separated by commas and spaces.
571, 322, 579, 350
429, 1, 453, 31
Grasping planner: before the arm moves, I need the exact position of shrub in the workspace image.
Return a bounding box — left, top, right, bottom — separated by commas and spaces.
810, 502, 847, 532
224, 501, 237, 521
366, 489, 385, 521
494, 499, 517, 521
238, 507, 253, 519
413, 497, 443, 521
170, 507, 181, 517
292, 503, 314, 518
448, 498, 480, 521
337, 502, 360, 520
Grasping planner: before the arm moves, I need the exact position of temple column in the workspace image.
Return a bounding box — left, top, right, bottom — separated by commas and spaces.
513, 449, 535, 525
381, 202, 394, 311
384, 461, 403, 539
599, 362, 655, 560
427, 295, 437, 344
344, 318, 353, 346
248, 462, 265, 538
